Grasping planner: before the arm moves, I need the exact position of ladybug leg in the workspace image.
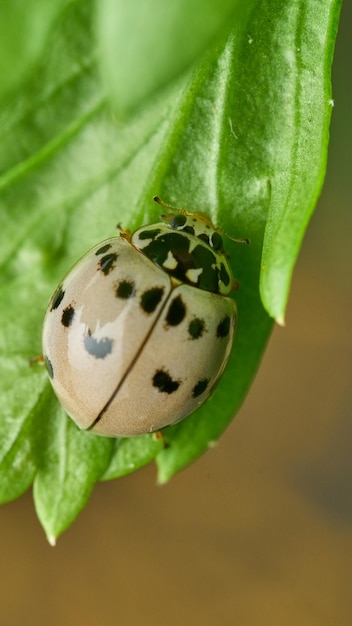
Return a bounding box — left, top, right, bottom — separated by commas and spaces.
117, 224, 132, 242
29, 354, 45, 367
231, 277, 240, 291
152, 430, 170, 449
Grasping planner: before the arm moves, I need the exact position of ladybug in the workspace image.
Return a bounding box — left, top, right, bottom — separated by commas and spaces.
42, 197, 245, 436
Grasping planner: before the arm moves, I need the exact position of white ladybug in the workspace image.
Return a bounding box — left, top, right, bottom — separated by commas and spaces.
42, 198, 244, 437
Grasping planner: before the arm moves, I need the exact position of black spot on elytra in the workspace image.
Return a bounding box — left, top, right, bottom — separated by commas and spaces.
61, 305, 75, 327
153, 369, 180, 394
116, 280, 135, 299
188, 317, 205, 340
140, 287, 164, 314
192, 378, 209, 398
84, 332, 113, 359
95, 243, 112, 256
165, 295, 186, 327
50, 286, 65, 311
217, 315, 231, 338
44, 355, 54, 379
98, 252, 118, 275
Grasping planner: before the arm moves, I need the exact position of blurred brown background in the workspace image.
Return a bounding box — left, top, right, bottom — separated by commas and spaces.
1, 5, 351, 626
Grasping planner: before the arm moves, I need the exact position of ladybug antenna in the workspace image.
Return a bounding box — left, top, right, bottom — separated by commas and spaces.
153, 196, 178, 211
221, 231, 250, 245
153, 196, 189, 217
154, 195, 196, 225
153, 196, 250, 245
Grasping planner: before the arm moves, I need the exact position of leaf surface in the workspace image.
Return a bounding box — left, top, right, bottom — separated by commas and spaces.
0, 0, 341, 536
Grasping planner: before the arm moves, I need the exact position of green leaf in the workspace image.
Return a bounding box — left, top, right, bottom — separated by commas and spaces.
0, 0, 341, 535
95, 0, 254, 114
257, 1, 342, 323
0, 356, 37, 504
33, 391, 114, 543
0, 0, 71, 103
102, 435, 164, 481
0, 270, 51, 505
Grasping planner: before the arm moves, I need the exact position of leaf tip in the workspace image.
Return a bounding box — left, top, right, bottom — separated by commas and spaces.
156, 471, 168, 486
276, 314, 286, 327
47, 534, 57, 547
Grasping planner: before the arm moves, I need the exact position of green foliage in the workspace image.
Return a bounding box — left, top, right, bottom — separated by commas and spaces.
95, 0, 255, 113
0, 0, 71, 102
0, 0, 341, 540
